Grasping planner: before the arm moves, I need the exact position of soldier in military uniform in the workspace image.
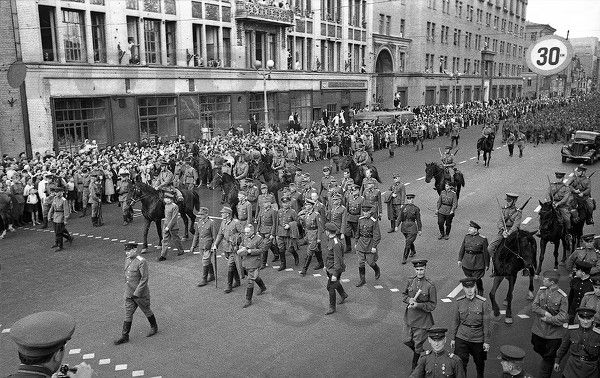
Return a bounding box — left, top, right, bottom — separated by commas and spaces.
244, 179, 260, 218
323, 222, 348, 315
327, 193, 348, 252
345, 184, 363, 254
530, 270, 568, 378
48, 185, 73, 251
449, 277, 491, 378
570, 164, 594, 225
158, 192, 184, 261
362, 180, 382, 219
568, 261, 595, 323
299, 200, 324, 275
353, 142, 371, 177
182, 157, 198, 190
319, 166, 334, 207
79, 167, 92, 218
190, 207, 218, 287
9, 311, 93, 377
410, 328, 464, 378
155, 160, 175, 193
39, 172, 56, 229
386, 173, 406, 233
399, 194, 423, 264
89, 174, 103, 227
402, 259, 438, 369
488, 193, 522, 258
355, 204, 381, 287
499, 345, 532, 377
436, 182, 458, 240
458, 221, 489, 295
212, 206, 243, 293
236, 190, 254, 228
257, 201, 277, 269
117, 169, 133, 225
360, 168, 379, 194
256, 183, 277, 219
341, 169, 355, 194
554, 307, 600, 377
566, 233, 600, 276
549, 172, 572, 231
580, 275, 600, 324
233, 154, 249, 182
441, 145, 456, 180
275, 197, 300, 270
114, 242, 158, 345
237, 224, 268, 308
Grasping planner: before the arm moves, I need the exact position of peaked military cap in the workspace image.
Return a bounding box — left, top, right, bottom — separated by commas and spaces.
412, 259, 428, 267
499, 345, 525, 361
542, 270, 560, 283
427, 328, 448, 340
10, 311, 75, 357
576, 307, 596, 318
124, 242, 138, 250
469, 220, 481, 230
460, 277, 477, 287
582, 233, 595, 242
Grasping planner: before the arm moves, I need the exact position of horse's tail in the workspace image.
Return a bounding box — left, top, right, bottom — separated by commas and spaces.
193, 191, 200, 211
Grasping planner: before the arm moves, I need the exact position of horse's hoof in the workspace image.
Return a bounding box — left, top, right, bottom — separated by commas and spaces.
528, 291, 534, 300
502, 300, 508, 306
141, 248, 148, 254
504, 317, 514, 324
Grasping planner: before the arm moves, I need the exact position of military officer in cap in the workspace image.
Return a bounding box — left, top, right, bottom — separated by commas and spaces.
570, 164, 594, 225
441, 145, 456, 177
275, 196, 300, 270
114, 242, 158, 345
436, 181, 458, 240
341, 169, 355, 194
554, 307, 600, 377
236, 191, 254, 228
238, 224, 268, 308
256, 183, 277, 219
190, 207, 218, 286
362, 180, 381, 219
319, 166, 334, 206
158, 191, 184, 261
257, 201, 278, 269
344, 184, 363, 250
580, 275, 600, 324
48, 185, 73, 251
549, 172, 572, 231
399, 194, 422, 264
488, 193, 522, 258
499, 345, 532, 377
566, 233, 600, 276
117, 169, 133, 225
212, 206, 243, 293
244, 179, 260, 217
182, 157, 198, 190
360, 168, 379, 195
89, 174, 103, 227
458, 221, 490, 295
353, 142, 371, 176
449, 277, 491, 378
323, 222, 348, 315
386, 173, 406, 233
9, 311, 93, 377
155, 160, 174, 192
299, 199, 325, 275
355, 204, 382, 287
327, 193, 348, 251
530, 270, 568, 378
568, 261, 595, 323
402, 259, 437, 369
409, 328, 465, 378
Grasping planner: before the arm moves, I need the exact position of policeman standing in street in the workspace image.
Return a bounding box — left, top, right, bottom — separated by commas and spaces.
449, 277, 491, 378
457, 221, 489, 295
402, 259, 437, 369
409, 328, 465, 378
498, 345, 532, 377
114, 242, 158, 345
399, 194, 422, 264
237, 224, 268, 308
48, 185, 73, 251
436, 182, 458, 240
323, 222, 348, 315
530, 270, 568, 378
554, 307, 600, 377
354, 204, 381, 287
386, 173, 406, 233
190, 207, 218, 287
212, 206, 243, 293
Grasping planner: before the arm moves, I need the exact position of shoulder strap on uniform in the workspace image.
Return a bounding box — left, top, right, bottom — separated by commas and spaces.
455, 295, 465, 300
476, 295, 487, 301
593, 327, 600, 334
557, 289, 567, 297
565, 324, 579, 329
424, 350, 431, 355
370, 217, 376, 222
334, 238, 339, 244
136, 255, 143, 261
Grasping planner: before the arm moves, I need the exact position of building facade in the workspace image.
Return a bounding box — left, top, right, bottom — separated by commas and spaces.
522, 21, 557, 99
570, 37, 600, 94
1, 0, 371, 155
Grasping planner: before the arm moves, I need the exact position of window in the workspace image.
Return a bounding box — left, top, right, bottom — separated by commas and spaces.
485, 12, 491, 27
326, 103, 337, 119
476, 8, 483, 23
466, 5, 473, 21
138, 97, 177, 139
249, 93, 276, 125
39, 6, 57, 61
223, 28, 231, 67
63, 9, 86, 62
474, 59, 480, 74
442, 0, 450, 13
206, 26, 220, 67
453, 29, 461, 45
439, 55, 448, 72
126, 17, 140, 64
399, 52, 405, 71
427, 0, 436, 9
166, 21, 176, 65
425, 53, 434, 72
399, 19, 405, 37
126, 0, 138, 10
492, 38, 497, 52
455, 0, 462, 17
53, 98, 107, 153
385, 15, 391, 35
290, 92, 312, 128
144, 19, 161, 64
493, 15, 499, 29
440, 25, 449, 44
501, 18, 506, 32
90, 13, 106, 63
200, 95, 231, 132
378, 14, 385, 34
192, 24, 203, 66
427, 21, 435, 42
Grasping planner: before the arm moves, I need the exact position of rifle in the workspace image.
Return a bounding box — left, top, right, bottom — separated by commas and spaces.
496, 197, 508, 232
547, 175, 554, 202
438, 147, 443, 159
588, 170, 596, 179
453, 148, 460, 156
519, 196, 532, 211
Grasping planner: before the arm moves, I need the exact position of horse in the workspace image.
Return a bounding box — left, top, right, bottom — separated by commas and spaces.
489, 230, 538, 324
477, 133, 495, 167
252, 155, 293, 200
424, 162, 465, 199
128, 181, 199, 253
210, 171, 239, 217
338, 156, 382, 188
536, 201, 570, 274
0, 193, 19, 239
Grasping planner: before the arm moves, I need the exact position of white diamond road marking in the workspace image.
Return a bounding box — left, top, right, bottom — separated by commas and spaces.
534, 205, 541, 213
416, 176, 425, 181
98, 359, 110, 365
441, 298, 452, 303
522, 217, 532, 225
374, 285, 383, 289
132, 371, 145, 377
115, 364, 127, 371
68, 349, 81, 354
82, 353, 95, 359
390, 288, 400, 292
2, 328, 11, 333
517, 314, 530, 319
447, 284, 463, 298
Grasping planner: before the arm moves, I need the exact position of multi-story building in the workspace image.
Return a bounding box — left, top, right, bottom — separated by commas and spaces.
0, 0, 371, 155
522, 21, 557, 98
570, 37, 599, 93
370, 0, 528, 108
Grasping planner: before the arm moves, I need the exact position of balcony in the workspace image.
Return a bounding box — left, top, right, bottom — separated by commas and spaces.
235, 1, 295, 26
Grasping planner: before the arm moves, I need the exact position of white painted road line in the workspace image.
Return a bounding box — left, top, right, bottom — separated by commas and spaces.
447, 284, 463, 298
111, 238, 117, 241
132, 371, 145, 377
313, 274, 322, 277
98, 359, 110, 365
470, 157, 476, 160
459, 160, 467, 164
390, 288, 400, 292
522, 217, 532, 225
272, 266, 280, 269
441, 298, 452, 303
95, 236, 101, 239
72, 233, 79, 236
2, 328, 11, 333
517, 314, 530, 319
115, 364, 128, 371
496, 147, 502, 150
534, 205, 541, 213
404, 182, 411, 186
285, 268, 294, 272
374, 285, 383, 289
68, 349, 81, 354
500, 310, 506, 315
341, 278, 350, 283
82, 353, 95, 359
416, 176, 426, 181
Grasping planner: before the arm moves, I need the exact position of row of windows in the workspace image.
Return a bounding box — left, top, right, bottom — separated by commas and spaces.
377, 14, 405, 37
425, 53, 522, 77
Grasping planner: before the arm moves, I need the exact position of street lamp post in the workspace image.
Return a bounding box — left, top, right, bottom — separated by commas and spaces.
254, 59, 275, 132
447, 71, 462, 104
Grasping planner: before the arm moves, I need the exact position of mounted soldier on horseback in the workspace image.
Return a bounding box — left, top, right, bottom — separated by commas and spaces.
569, 164, 595, 225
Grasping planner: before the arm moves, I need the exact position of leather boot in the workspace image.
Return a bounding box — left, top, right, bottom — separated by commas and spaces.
224, 269, 234, 293
325, 288, 336, 315
91, 217, 97, 227
373, 264, 381, 279
146, 315, 158, 337
313, 250, 324, 270
271, 244, 280, 261
338, 290, 348, 304
79, 206, 87, 218
278, 248, 287, 271
291, 249, 299, 266
114, 321, 132, 345
243, 287, 254, 308
197, 265, 209, 287
40, 219, 48, 229
356, 266, 366, 287
402, 247, 410, 264
388, 220, 396, 233
300, 255, 313, 276
232, 267, 241, 288
207, 264, 215, 283
256, 278, 267, 295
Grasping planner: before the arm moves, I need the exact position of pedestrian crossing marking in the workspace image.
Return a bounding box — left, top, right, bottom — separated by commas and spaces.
522, 217, 532, 225
441, 298, 452, 303
82, 353, 95, 359
2, 328, 10, 333
447, 284, 463, 298
98, 359, 110, 365
390, 288, 399, 292
132, 371, 145, 377
313, 274, 322, 277
68, 349, 81, 354
115, 364, 128, 371
374, 285, 383, 289
517, 314, 530, 319
534, 205, 541, 213
500, 310, 506, 315
416, 176, 426, 181
341, 279, 350, 283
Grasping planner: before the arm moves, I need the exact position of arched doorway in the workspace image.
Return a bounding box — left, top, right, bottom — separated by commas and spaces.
375, 49, 394, 109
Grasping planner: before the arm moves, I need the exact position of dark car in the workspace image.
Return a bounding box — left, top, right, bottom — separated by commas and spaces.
561, 130, 600, 164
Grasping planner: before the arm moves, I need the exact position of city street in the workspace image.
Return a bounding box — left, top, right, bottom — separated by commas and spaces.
1, 125, 598, 377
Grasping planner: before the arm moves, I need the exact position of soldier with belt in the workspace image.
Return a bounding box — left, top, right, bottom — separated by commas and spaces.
399, 194, 422, 264
80, 167, 92, 218
568, 261, 595, 323
89, 175, 104, 227
458, 221, 490, 295
498, 345, 533, 377
327, 193, 348, 252
237, 224, 268, 308
117, 169, 133, 225
580, 275, 600, 324
323, 222, 348, 315
387, 173, 406, 233
244, 179, 260, 218
549, 172, 572, 231
158, 192, 184, 261
530, 270, 568, 378
554, 307, 600, 377
212, 206, 243, 293
566, 233, 600, 276
257, 201, 277, 269
191, 207, 218, 287
442, 145, 456, 179
182, 157, 198, 190
436, 182, 458, 240
570, 164, 594, 225
341, 169, 355, 194
48, 185, 73, 251
360, 168, 379, 195
402, 259, 437, 369
275, 197, 300, 270
319, 166, 334, 206
345, 184, 363, 254
362, 180, 381, 219
449, 277, 491, 378
236, 191, 254, 228
114, 243, 158, 345
299, 200, 324, 275
354, 204, 381, 287
409, 328, 465, 378
256, 183, 277, 219
488, 193, 522, 257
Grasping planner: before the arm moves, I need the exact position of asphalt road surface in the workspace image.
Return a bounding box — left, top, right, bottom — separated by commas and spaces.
1, 126, 599, 378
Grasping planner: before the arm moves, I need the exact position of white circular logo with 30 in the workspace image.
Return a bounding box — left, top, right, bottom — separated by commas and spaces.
526, 35, 574, 76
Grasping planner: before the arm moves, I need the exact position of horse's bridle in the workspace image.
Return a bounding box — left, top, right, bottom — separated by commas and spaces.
127, 185, 152, 207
